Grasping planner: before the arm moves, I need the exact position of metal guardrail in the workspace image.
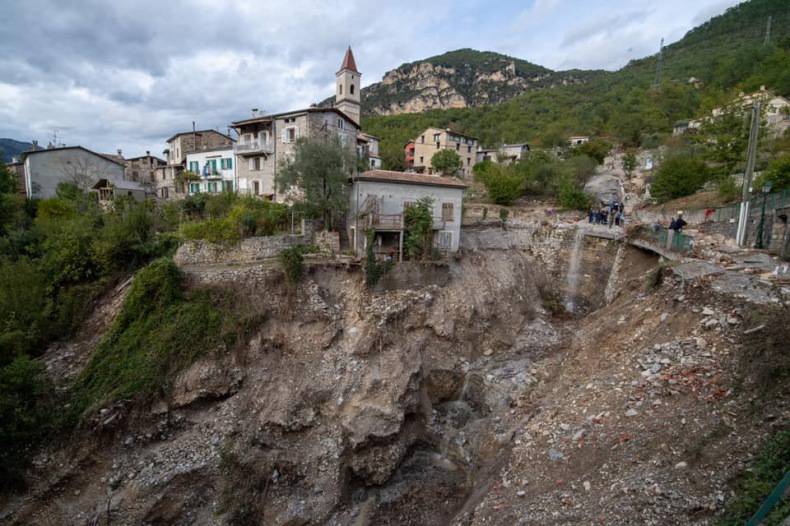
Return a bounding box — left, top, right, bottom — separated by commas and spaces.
635, 226, 694, 254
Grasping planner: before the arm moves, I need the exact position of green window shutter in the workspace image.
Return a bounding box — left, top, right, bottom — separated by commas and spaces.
227, 158, 232, 170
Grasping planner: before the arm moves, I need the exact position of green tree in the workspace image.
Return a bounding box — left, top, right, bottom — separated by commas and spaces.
0, 162, 16, 194
480, 164, 524, 205
276, 134, 355, 229
755, 154, 790, 192
650, 154, 711, 202
623, 151, 638, 177
403, 197, 435, 260
573, 139, 612, 165
431, 149, 462, 176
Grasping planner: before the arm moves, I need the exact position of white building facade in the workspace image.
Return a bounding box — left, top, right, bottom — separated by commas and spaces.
348, 170, 466, 260
185, 147, 236, 194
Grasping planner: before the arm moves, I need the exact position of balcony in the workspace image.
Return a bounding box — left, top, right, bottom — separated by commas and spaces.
234, 139, 274, 155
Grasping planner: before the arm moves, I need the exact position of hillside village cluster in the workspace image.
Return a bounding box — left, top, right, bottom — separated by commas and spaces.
6, 48, 790, 260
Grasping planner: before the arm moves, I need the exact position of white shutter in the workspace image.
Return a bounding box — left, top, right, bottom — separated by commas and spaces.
248, 158, 254, 170
281, 129, 288, 143
293, 127, 299, 139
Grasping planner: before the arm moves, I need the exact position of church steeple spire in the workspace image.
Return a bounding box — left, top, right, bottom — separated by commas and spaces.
335, 46, 361, 126
339, 46, 359, 74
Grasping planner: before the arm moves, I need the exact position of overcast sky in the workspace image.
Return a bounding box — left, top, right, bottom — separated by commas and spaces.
0, 0, 741, 157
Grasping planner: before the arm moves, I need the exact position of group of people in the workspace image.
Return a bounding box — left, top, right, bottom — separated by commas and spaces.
588, 200, 625, 227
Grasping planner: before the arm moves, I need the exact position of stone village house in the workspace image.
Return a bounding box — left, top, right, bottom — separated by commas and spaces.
230, 47, 363, 200
154, 129, 234, 199
411, 128, 479, 178
20, 146, 126, 199
348, 169, 466, 261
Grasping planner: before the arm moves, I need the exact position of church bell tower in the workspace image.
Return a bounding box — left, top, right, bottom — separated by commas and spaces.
335, 46, 361, 127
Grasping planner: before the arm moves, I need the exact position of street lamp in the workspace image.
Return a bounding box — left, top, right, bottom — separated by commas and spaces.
755, 181, 773, 249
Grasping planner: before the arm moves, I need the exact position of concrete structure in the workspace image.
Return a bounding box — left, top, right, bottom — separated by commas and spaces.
157, 129, 234, 200
412, 128, 478, 178
348, 169, 467, 260
358, 133, 382, 169
93, 178, 146, 204
476, 143, 529, 164
125, 152, 166, 188
569, 136, 590, 146
230, 48, 363, 200
21, 146, 125, 199
185, 147, 236, 194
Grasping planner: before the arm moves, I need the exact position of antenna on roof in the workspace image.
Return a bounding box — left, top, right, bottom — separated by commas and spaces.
763, 15, 772, 46
653, 37, 664, 88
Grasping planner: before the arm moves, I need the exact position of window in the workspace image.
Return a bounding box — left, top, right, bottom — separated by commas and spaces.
221, 158, 233, 170
442, 203, 454, 222
189, 161, 199, 173
433, 133, 441, 142
282, 127, 297, 143
253, 157, 261, 171
467, 145, 471, 153
223, 181, 233, 192
339, 84, 343, 95
209, 159, 218, 173
350, 84, 354, 95
437, 231, 452, 250
456, 143, 460, 150
419, 156, 423, 164
403, 201, 415, 212
337, 119, 344, 130
467, 158, 471, 165
253, 181, 260, 195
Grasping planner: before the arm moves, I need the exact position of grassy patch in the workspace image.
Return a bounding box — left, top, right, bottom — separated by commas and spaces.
69, 259, 224, 420
717, 431, 790, 526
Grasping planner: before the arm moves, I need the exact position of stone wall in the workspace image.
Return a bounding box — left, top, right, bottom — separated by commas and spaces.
174, 232, 312, 266
314, 230, 341, 255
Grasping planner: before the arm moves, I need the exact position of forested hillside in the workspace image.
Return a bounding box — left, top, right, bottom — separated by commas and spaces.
0, 139, 34, 163
364, 0, 790, 169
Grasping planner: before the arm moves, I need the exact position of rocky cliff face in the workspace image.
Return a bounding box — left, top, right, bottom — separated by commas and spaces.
4, 223, 788, 525
360, 49, 594, 115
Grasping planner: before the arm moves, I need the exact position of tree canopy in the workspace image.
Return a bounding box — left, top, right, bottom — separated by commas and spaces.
275, 134, 355, 229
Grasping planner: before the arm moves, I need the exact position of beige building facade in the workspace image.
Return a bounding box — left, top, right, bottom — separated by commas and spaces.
155, 129, 234, 199
412, 127, 478, 178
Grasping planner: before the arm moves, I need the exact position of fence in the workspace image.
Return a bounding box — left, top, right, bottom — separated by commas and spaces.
711, 188, 790, 222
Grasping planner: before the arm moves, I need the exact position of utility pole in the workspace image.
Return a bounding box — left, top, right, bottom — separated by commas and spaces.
653, 38, 664, 88
736, 102, 761, 247
764, 15, 772, 46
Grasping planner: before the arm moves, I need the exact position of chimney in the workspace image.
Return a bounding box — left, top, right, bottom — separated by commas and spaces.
117, 149, 123, 158
32, 140, 38, 149
146, 150, 150, 156
252, 108, 259, 117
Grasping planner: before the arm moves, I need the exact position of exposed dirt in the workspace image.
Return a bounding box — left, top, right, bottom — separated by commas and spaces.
1, 227, 788, 526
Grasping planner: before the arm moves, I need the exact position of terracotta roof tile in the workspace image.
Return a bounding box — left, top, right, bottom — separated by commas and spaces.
356, 170, 467, 189
339, 46, 359, 73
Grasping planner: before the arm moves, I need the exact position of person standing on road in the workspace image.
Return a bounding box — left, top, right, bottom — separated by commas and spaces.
667, 210, 686, 248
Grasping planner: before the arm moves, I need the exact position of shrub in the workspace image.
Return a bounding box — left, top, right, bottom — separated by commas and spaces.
279, 246, 305, 289
499, 207, 509, 222
717, 431, 790, 526
70, 259, 223, 418
650, 154, 711, 202
180, 218, 240, 244
717, 175, 741, 202
483, 165, 524, 205
573, 139, 612, 165
0, 355, 54, 491
558, 179, 594, 210
404, 197, 435, 260
755, 155, 790, 192
431, 149, 463, 176
364, 229, 393, 287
